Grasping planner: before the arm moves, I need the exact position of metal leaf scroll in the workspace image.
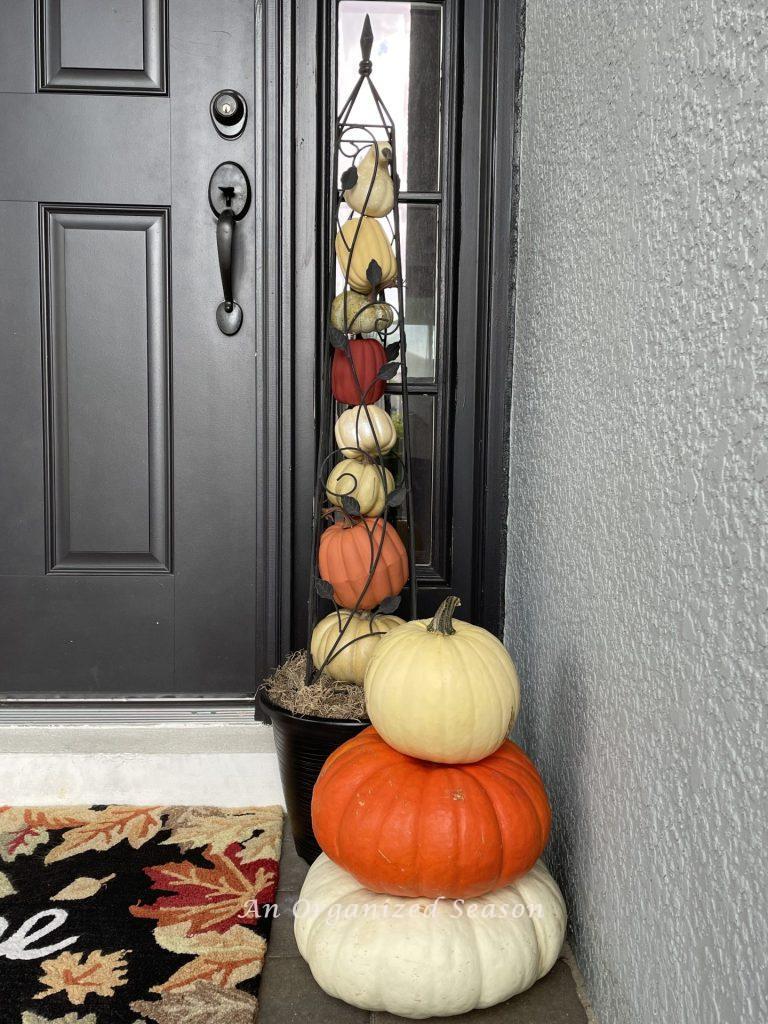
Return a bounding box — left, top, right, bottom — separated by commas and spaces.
328, 326, 348, 350
304, 14, 420, 685
378, 594, 401, 615
340, 165, 358, 190
376, 361, 400, 382
366, 259, 382, 289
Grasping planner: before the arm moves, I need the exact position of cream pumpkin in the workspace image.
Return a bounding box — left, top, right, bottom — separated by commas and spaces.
364, 596, 520, 763
335, 406, 397, 461
294, 854, 566, 1019
335, 216, 397, 293
326, 459, 394, 517
311, 610, 405, 684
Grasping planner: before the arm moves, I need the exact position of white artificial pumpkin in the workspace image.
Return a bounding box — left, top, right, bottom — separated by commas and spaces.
335, 405, 397, 461
326, 459, 394, 517
311, 610, 405, 684
364, 596, 520, 763
295, 854, 566, 1019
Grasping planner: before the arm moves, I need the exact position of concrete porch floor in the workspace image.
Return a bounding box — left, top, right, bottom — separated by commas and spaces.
0, 724, 593, 1022
265, 827, 592, 1024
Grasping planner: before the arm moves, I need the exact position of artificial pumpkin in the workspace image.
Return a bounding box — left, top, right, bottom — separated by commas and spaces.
335, 405, 397, 460
295, 854, 566, 1019
311, 610, 405, 684
332, 336, 387, 405
364, 595, 521, 763
318, 519, 408, 611
312, 727, 551, 899
343, 143, 395, 217
336, 216, 397, 293
330, 290, 394, 336
326, 459, 394, 517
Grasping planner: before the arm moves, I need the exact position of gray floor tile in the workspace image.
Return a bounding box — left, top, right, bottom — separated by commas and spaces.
266, 891, 301, 958
259, 954, 372, 1024
371, 959, 587, 1023
277, 828, 310, 893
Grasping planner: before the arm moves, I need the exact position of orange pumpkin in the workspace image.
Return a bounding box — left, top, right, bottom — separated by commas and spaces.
318, 519, 408, 611
312, 727, 551, 899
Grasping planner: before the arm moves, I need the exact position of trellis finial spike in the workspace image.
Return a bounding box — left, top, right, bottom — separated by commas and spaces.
359, 15, 374, 74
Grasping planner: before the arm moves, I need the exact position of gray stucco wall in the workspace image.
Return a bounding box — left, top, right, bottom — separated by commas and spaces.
505, 3, 767, 1022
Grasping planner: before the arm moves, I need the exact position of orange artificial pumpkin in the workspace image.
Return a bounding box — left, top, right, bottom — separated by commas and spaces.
332, 337, 387, 406
318, 519, 408, 611
312, 727, 551, 899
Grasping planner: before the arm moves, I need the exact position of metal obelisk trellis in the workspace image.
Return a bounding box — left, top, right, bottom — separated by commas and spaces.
304, 15, 419, 685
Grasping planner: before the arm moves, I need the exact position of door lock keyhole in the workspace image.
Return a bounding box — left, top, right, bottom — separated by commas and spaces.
210, 90, 247, 139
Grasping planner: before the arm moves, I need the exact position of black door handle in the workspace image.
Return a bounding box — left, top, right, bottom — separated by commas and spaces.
208, 162, 251, 336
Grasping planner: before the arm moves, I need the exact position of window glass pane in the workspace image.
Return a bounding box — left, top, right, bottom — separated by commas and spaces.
338, 1, 442, 192
334, 202, 437, 379
386, 393, 434, 565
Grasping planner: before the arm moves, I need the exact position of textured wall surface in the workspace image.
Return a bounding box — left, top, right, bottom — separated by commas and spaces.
505, 2, 767, 1022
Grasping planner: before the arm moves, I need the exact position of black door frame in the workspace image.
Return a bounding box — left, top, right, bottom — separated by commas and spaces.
285, 0, 523, 653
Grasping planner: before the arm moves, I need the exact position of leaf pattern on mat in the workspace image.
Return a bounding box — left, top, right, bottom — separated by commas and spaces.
160, 806, 281, 855
45, 808, 164, 865
0, 869, 16, 897
52, 874, 116, 901
22, 1012, 100, 1024
150, 923, 266, 993
131, 982, 258, 1024
33, 949, 130, 1004
130, 844, 277, 935
20, 1011, 100, 1019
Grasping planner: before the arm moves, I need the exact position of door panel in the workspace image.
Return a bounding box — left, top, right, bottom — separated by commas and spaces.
38, 0, 167, 93
0, 0, 262, 699
0, 95, 170, 203
169, 0, 257, 693
41, 206, 171, 573
0, 202, 44, 575
0, 576, 173, 692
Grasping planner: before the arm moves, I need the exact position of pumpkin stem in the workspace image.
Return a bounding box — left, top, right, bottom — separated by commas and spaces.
427, 596, 461, 636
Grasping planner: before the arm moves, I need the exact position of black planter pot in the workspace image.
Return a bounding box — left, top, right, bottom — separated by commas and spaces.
259, 689, 369, 864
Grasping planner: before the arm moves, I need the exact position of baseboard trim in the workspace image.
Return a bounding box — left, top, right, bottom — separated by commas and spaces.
0, 696, 258, 725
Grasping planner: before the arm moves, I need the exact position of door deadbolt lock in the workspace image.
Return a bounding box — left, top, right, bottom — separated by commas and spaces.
210, 89, 247, 139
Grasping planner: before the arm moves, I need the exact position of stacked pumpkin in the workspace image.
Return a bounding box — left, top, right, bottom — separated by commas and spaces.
311, 142, 408, 670
297, 596, 567, 1019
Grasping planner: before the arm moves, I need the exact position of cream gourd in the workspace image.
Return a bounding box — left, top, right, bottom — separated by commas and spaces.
335, 217, 397, 293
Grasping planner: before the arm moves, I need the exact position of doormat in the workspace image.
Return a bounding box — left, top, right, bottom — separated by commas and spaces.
0, 805, 283, 1024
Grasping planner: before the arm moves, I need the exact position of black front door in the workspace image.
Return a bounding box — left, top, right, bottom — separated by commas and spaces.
0, 0, 267, 699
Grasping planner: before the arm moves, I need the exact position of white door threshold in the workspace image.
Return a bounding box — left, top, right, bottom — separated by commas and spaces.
0, 724, 283, 807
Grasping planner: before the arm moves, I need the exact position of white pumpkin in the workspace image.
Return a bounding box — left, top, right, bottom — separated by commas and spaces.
295, 854, 566, 1019
310, 610, 405, 684
326, 459, 394, 517
335, 405, 397, 461
364, 596, 521, 763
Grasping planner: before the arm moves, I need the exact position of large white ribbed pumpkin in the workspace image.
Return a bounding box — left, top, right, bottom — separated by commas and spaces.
311, 610, 405, 684
295, 854, 566, 1019
364, 596, 520, 763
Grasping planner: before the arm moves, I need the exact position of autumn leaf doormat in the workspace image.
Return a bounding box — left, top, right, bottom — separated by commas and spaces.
0, 805, 283, 1024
